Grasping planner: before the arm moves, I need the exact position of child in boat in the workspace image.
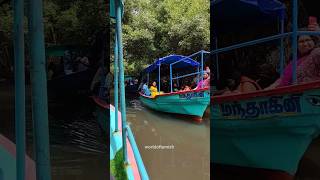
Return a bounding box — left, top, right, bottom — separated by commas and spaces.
142, 81, 151, 96
149, 81, 159, 97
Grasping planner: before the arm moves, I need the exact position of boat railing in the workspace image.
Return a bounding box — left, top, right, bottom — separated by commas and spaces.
211, 33, 291, 54
112, 0, 149, 179
126, 125, 149, 180
169, 50, 210, 92
171, 71, 201, 81
211, 0, 320, 87
12, 0, 51, 179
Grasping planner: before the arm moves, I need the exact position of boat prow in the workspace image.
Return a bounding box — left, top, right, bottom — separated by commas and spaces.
0, 134, 36, 180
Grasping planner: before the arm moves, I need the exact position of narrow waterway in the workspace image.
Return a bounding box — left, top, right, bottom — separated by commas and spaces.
124, 94, 210, 180
3, 80, 320, 179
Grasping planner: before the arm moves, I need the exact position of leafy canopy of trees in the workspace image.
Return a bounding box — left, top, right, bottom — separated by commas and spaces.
115, 0, 209, 75
0, 0, 105, 77
0, 0, 106, 50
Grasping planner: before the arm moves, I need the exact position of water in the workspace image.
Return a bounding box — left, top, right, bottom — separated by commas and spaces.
0, 82, 107, 180
124, 95, 210, 180
295, 138, 320, 180
2, 81, 320, 180
48, 109, 107, 180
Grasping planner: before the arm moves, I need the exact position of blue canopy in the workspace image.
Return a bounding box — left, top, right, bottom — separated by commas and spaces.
212, 0, 286, 34
144, 55, 200, 73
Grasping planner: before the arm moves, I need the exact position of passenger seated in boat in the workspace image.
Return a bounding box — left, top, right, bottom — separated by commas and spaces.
191, 76, 198, 89
221, 78, 240, 95
161, 78, 169, 93
238, 75, 261, 92
255, 63, 279, 89
47, 57, 64, 79
194, 72, 210, 90
205, 66, 210, 74
222, 70, 261, 94
173, 83, 179, 92
63, 50, 73, 75
141, 81, 151, 96
266, 24, 320, 89
149, 81, 159, 97
179, 85, 184, 92
179, 85, 187, 92
184, 85, 191, 91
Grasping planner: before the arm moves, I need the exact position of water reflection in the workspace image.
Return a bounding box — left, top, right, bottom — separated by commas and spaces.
48, 100, 107, 180
1, 84, 107, 180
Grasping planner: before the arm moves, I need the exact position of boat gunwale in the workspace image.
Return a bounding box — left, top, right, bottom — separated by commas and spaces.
48, 67, 96, 81
139, 87, 209, 99
91, 96, 110, 109
212, 80, 320, 103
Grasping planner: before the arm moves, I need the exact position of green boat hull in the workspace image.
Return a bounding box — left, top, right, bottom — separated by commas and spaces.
140, 89, 210, 117
211, 86, 320, 175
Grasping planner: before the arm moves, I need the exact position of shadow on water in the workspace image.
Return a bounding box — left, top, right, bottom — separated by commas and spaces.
1, 82, 107, 180
47, 97, 107, 180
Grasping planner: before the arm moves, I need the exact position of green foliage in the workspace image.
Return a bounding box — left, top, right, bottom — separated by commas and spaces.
0, 0, 106, 46
0, 4, 13, 39
45, 0, 106, 45
0, 0, 106, 76
118, 0, 209, 75
110, 148, 127, 180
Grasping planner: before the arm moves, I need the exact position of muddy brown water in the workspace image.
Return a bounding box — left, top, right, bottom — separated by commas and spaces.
124, 95, 210, 180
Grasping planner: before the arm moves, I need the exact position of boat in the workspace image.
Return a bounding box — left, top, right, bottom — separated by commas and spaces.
46, 41, 104, 102
125, 75, 139, 94
139, 88, 210, 118
139, 51, 210, 119
0, 134, 36, 180
47, 67, 97, 101
211, 0, 320, 177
